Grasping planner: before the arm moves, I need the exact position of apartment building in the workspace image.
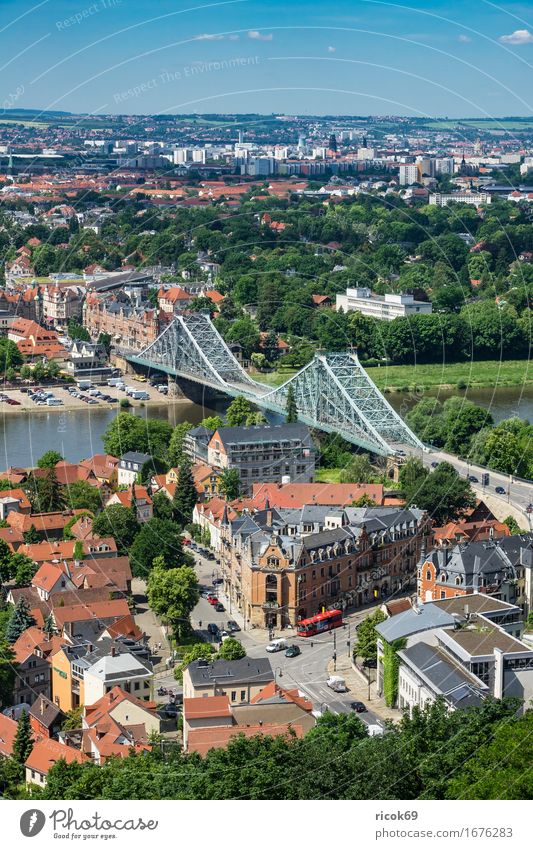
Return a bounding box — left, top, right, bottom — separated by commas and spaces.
375, 594, 530, 713
429, 192, 492, 207
418, 533, 533, 613
206, 424, 315, 493
220, 505, 431, 628
336, 287, 432, 321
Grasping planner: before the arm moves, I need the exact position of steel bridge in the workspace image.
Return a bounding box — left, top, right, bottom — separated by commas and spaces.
126, 313, 423, 456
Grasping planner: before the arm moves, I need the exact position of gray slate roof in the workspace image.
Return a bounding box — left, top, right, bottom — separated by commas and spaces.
398, 642, 486, 708
376, 603, 456, 642
187, 657, 274, 687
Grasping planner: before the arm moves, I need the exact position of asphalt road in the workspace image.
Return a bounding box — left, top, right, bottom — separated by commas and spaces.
191, 545, 384, 727
417, 447, 533, 521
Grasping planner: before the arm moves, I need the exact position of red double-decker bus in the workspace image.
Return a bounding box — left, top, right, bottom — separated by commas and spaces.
297, 609, 343, 637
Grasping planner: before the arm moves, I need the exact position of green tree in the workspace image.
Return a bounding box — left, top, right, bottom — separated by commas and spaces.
412, 462, 475, 525
0, 639, 16, 709
12, 554, 36, 585
6, 597, 35, 643
219, 468, 241, 501
147, 560, 199, 640
61, 706, 83, 732
446, 711, 533, 799
25, 469, 65, 513
172, 459, 198, 527
129, 518, 192, 577
0, 538, 15, 583
174, 642, 215, 681
22, 525, 40, 545
226, 396, 253, 426
217, 638, 246, 661
12, 710, 33, 765
168, 422, 193, 468
503, 516, 523, 535
199, 416, 224, 431
92, 505, 139, 555
152, 490, 173, 521
43, 613, 56, 638
339, 453, 376, 484
354, 610, 386, 662
65, 480, 103, 512
285, 385, 297, 423
67, 318, 90, 342
37, 450, 63, 469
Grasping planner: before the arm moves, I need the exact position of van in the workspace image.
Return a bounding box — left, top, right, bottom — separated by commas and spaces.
77, 380, 92, 391
327, 676, 348, 693
266, 638, 288, 653
46, 398, 63, 406
88, 389, 101, 397
107, 378, 123, 387
131, 390, 150, 401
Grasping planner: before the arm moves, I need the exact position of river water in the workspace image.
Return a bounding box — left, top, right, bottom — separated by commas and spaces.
0, 386, 532, 470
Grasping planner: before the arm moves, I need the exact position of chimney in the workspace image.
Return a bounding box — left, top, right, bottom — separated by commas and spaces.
40, 697, 46, 715
266, 510, 273, 527
111, 646, 116, 657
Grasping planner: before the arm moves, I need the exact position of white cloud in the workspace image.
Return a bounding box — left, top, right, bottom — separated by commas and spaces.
499, 29, 533, 45
194, 33, 224, 41
248, 30, 273, 41
457, 34, 471, 43
328, 45, 336, 52
228, 34, 239, 40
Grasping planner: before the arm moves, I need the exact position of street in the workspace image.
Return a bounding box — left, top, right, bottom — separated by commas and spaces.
189, 545, 385, 726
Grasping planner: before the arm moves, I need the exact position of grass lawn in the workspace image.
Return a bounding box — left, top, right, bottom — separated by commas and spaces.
253, 360, 531, 392
253, 369, 297, 387
365, 360, 532, 391
315, 468, 343, 483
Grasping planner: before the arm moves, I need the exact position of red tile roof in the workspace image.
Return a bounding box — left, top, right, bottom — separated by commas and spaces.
187, 722, 303, 757
26, 738, 87, 775
183, 695, 231, 720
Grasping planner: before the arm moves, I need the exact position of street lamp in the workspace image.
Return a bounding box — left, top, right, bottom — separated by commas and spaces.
274, 667, 283, 687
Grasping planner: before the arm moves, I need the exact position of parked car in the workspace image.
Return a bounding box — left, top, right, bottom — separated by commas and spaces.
212, 577, 223, 585
226, 620, 240, 632
285, 645, 301, 658
207, 623, 220, 636
495, 486, 506, 495
214, 602, 225, 612
350, 701, 367, 713
163, 703, 179, 718
468, 475, 479, 483
208, 596, 219, 605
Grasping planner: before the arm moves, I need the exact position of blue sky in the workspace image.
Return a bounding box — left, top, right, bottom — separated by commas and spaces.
2, 0, 533, 117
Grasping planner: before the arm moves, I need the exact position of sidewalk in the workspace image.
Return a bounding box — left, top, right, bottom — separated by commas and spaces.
132, 578, 172, 672
327, 653, 402, 723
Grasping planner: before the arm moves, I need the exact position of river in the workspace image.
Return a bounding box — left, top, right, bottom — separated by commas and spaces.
0, 386, 532, 470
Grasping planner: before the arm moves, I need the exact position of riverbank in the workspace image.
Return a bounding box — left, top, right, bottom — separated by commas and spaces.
0, 384, 188, 415
366, 359, 533, 391
256, 360, 533, 392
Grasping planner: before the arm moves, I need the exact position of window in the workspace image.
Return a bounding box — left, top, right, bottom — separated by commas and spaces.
240, 690, 246, 701
144, 681, 150, 689
231, 690, 236, 701
134, 682, 140, 690
426, 570, 431, 581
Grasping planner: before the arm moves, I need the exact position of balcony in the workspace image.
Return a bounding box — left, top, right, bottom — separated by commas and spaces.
262, 600, 280, 610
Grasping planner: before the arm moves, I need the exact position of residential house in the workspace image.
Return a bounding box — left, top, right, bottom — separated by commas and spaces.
106, 485, 153, 523
417, 533, 533, 612
183, 657, 274, 705
25, 738, 87, 786
11, 627, 64, 706
28, 694, 65, 739
117, 452, 152, 487
183, 683, 313, 755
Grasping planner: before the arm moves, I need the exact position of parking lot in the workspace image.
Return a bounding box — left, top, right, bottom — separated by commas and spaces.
0, 376, 170, 412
